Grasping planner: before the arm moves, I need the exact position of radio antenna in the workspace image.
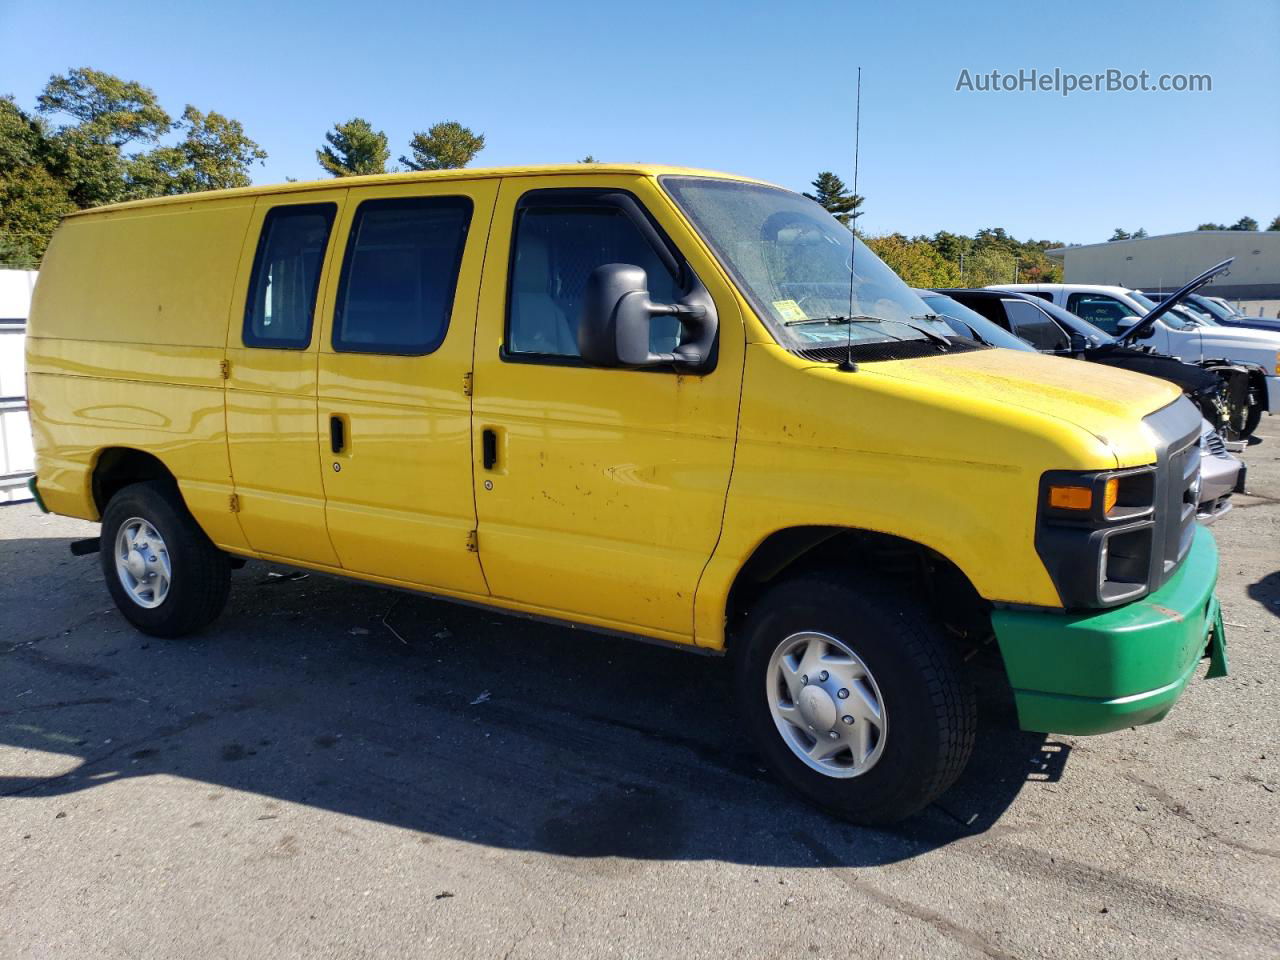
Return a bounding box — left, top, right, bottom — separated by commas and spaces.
840, 67, 862, 373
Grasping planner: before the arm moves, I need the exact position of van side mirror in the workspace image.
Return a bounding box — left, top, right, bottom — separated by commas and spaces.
578, 263, 717, 370
1115, 315, 1139, 330
1068, 332, 1089, 353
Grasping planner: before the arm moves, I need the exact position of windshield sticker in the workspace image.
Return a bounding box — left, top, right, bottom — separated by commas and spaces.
772, 299, 809, 324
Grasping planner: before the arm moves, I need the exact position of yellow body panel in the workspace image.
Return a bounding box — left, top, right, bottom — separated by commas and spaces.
314, 178, 498, 595
27, 164, 1187, 653
26, 198, 253, 548
470, 174, 745, 636
224, 189, 349, 565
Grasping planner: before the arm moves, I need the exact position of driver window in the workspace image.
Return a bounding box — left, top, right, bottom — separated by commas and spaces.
506, 203, 681, 359
1066, 293, 1135, 335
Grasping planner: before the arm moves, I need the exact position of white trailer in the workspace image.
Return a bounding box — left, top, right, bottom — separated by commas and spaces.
0, 270, 37, 502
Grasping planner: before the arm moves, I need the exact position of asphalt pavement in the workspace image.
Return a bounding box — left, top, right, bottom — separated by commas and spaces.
2, 420, 1277, 959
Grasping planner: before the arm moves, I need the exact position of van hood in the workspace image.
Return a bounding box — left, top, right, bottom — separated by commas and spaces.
865, 347, 1182, 461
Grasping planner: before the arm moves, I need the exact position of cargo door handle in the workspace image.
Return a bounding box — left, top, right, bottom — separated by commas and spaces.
330, 415, 346, 454
482, 428, 497, 470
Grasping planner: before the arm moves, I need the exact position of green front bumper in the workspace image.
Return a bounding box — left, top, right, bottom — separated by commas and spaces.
992, 526, 1226, 735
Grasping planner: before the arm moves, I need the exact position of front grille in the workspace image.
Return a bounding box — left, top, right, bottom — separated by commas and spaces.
1166, 435, 1200, 572
1142, 398, 1203, 591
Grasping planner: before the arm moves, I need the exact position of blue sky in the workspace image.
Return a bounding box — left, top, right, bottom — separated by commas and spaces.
3, 0, 1277, 243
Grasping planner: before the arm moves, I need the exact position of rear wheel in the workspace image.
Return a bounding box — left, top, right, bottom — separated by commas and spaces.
735, 575, 975, 824
99, 481, 230, 637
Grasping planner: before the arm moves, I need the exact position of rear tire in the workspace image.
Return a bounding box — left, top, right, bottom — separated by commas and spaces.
735, 575, 976, 824
99, 481, 230, 638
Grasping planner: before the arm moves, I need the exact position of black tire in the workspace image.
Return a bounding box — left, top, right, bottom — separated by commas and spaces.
99, 481, 230, 638
1241, 400, 1263, 440
735, 575, 976, 824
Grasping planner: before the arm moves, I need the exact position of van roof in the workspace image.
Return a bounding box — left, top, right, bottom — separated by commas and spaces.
992, 283, 1138, 296
64, 164, 773, 218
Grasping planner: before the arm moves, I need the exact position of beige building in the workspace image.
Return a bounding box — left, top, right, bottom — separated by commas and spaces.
1047, 231, 1280, 315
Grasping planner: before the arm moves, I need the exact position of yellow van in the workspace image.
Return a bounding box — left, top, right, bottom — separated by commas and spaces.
26, 165, 1227, 822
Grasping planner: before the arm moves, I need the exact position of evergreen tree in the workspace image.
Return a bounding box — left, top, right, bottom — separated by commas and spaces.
803, 171, 863, 227
400, 121, 485, 171
317, 118, 389, 177
1108, 228, 1131, 241
1267, 215, 1280, 231
1229, 215, 1259, 231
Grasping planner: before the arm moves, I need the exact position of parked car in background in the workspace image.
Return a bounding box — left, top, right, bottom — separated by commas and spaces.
993, 262, 1279, 438
937, 286, 1254, 440
1198, 420, 1243, 524
920, 288, 1244, 520
1142, 291, 1280, 334
913, 290, 1037, 350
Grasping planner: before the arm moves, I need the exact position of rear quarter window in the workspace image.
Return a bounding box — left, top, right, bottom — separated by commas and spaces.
243, 204, 337, 349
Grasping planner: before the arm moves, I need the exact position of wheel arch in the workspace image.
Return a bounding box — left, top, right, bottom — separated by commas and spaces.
91, 447, 180, 515
722, 525, 993, 656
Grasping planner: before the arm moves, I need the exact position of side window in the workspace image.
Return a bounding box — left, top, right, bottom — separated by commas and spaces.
333, 196, 472, 355
1067, 293, 1135, 335
506, 201, 682, 359
1003, 299, 1070, 350
959, 295, 1013, 331
243, 203, 336, 349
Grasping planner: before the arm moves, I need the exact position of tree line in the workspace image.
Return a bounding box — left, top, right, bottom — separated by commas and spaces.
1109, 216, 1279, 239
804, 171, 1066, 287
3, 69, 1274, 275
0, 68, 489, 266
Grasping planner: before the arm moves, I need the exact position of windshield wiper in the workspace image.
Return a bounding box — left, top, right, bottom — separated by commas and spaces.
933, 312, 989, 345
784, 313, 952, 350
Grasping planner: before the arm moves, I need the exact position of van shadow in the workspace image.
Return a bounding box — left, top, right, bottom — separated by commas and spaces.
0, 533, 1066, 868
1246, 570, 1279, 620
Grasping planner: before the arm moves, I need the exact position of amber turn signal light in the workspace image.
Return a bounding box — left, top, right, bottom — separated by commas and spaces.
1048, 484, 1092, 510
1103, 477, 1119, 515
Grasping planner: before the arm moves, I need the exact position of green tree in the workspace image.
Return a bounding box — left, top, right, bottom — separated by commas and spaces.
36, 67, 171, 147
1197, 222, 1226, 231
400, 121, 485, 171
930, 230, 971, 263
579, 154, 596, 163
317, 118, 389, 177
804, 171, 863, 227
129, 105, 266, 195
1108, 228, 1131, 241
964, 247, 1017, 286
864, 233, 961, 287
1133, 227, 1148, 239
0, 96, 75, 261
0, 164, 74, 264
2, 69, 268, 262
1267, 215, 1280, 231
1229, 216, 1258, 231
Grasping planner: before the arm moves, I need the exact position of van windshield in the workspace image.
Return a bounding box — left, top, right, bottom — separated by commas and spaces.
661, 177, 951, 351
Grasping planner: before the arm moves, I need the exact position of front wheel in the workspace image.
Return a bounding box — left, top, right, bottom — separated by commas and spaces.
735, 576, 975, 824
99, 481, 230, 638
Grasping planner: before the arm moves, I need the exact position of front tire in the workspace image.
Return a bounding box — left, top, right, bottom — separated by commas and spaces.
735, 575, 976, 824
100, 481, 230, 638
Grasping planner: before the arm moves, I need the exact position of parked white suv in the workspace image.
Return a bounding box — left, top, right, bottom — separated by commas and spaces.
991, 281, 1280, 418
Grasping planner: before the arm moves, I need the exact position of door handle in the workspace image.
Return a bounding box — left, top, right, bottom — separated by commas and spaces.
330, 415, 346, 454
482, 428, 497, 471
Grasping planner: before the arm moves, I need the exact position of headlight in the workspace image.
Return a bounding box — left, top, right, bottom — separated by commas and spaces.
1036, 466, 1157, 609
